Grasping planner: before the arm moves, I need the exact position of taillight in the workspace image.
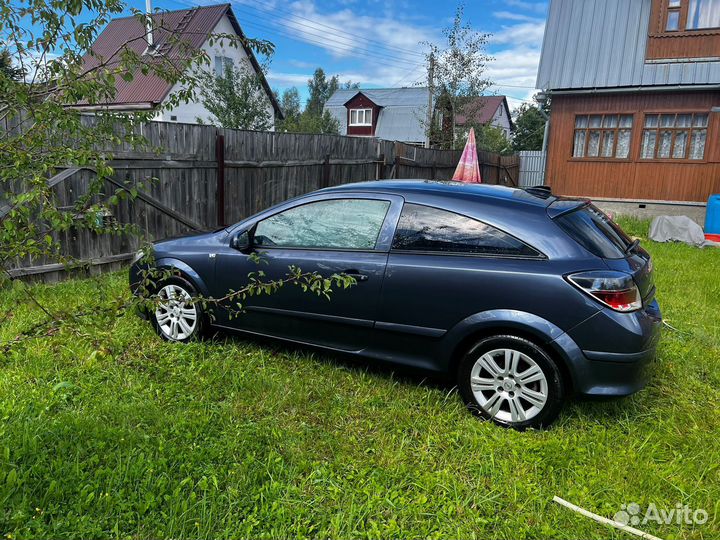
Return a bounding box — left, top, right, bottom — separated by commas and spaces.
566, 271, 642, 312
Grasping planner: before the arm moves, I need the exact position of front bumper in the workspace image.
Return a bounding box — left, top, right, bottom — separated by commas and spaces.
550, 299, 662, 397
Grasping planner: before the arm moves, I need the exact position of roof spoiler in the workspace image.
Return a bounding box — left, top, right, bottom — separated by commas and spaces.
546, 198, 591, 219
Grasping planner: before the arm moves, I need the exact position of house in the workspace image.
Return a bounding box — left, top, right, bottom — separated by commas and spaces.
537, 0, 720, 221
325, 87, 432, 146
77, 3, 282, 126
325, 88, 513, 146
447, 96, 514, 139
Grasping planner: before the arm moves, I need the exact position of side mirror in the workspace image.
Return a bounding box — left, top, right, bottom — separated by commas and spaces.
231, 230, 252, 252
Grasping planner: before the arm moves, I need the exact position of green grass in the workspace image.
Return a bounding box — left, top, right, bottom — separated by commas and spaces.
1, 219, 719, 539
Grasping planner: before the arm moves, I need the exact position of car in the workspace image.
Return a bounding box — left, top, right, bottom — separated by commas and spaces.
129, 180, 662, 429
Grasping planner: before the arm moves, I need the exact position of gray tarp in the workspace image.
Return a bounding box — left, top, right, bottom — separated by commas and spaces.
648, 215, 718, 247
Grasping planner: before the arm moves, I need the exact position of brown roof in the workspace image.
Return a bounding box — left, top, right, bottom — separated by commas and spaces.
81, 3, 282, 117
455, 96, 511, 128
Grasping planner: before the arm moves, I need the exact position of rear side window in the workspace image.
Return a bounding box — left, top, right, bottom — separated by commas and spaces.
555, 204, 631, 259
391, 203, 540, 257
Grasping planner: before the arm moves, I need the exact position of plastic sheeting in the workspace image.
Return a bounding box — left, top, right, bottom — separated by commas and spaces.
649, 215, 719, 247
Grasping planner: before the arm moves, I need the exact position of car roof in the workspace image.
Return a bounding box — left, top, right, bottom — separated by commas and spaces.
321, 180, 558, 209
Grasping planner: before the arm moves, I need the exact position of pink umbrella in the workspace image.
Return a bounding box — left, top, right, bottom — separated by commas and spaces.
452, 127, 482, 183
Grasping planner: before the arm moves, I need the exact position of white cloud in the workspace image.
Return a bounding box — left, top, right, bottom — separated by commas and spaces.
493, 11, 541, 22
282, 0, 436, 60
504, 0, 548, 14
490, 21, 546, 47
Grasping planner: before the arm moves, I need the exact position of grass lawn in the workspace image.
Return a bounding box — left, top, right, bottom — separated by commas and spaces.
0, 218, 718, 539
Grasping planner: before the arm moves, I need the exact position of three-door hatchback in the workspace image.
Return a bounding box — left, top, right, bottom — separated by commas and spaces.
130, 180, 662, 429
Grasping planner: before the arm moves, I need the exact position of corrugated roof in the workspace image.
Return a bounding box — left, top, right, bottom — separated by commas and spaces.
325, 87, 430, 143
80, 3, 282, 117
326, 87, 430, 108
537, 0, 720, 90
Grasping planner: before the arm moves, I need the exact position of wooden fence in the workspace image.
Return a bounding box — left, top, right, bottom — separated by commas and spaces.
3, 118, 519, 282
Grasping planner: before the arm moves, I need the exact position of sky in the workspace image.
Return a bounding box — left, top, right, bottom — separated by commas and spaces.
9, 0, 548, 109
141, 0, 548, 109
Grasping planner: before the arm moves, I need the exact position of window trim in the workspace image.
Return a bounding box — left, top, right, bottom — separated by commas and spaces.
652, 0, 720, 35
246, 196, 397, 253
638, 111, 709, 162
570, 113, 635, 161
349, 108, 373, 127
389, 202, 546, 260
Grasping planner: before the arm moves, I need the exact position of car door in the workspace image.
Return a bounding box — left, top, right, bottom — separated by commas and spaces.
213, 193, 403, 352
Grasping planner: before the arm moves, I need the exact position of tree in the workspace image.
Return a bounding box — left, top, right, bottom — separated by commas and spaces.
0, 0, 350, 350
275, 87, 301, 132
475, 124, 512, 155
425, 4, 493, 149
0, 48, 25, 81
511, 96, 549, 152
197, 62, 273, 130
305, 67, 338, 116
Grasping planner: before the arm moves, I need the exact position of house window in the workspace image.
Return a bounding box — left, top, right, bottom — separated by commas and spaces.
640, 113, 708, 160
687, 0, 720, 28
573, 114, 633, 159
349, 108, 372, 126
667, 0, 682, 29
214, 56, 233, 76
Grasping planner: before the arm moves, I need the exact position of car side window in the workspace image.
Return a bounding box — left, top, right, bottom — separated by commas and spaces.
391, 203, 540, 257
254, 198, 391, 250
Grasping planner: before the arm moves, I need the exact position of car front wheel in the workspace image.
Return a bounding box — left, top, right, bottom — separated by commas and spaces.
458, 335, 564, 430
151, 279, 205, 342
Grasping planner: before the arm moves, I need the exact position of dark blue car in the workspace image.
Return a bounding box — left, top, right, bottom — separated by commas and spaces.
130, 180, 662, 429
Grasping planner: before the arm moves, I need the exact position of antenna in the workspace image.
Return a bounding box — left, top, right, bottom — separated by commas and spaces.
145, 0, 154, 50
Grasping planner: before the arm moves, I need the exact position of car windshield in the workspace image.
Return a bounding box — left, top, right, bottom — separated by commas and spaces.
554, 204, 632, 259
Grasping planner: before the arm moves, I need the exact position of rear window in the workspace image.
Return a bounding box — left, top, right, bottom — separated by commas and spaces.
555, 204, 632, 259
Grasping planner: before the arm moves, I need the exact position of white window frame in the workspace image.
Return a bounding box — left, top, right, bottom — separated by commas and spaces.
349, 108, 372, 127
214, 55, 234, 76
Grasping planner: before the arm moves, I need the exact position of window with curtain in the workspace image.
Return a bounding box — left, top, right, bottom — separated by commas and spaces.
640, 113, 708, 160
687, 0, 720, 29
573, 114, 633, 159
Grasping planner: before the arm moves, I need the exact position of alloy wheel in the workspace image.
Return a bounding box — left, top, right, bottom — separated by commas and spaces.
469, 347, 549, 423
155, 284, 198, 341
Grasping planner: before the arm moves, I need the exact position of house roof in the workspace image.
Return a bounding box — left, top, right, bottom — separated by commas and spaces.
326, 87, 430, 108
454, 96, 512, 128
81, 3, 282, 117
537, 0, 720, 91
325, 87, 431, 143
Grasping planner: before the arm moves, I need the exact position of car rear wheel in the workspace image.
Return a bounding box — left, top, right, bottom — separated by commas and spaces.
151, 279, 205, 343
458, 335, 564, 430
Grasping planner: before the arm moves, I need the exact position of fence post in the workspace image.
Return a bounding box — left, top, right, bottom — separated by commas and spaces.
215, 130, 225, 227
377, 153, 385, 180
322, 154, 331, 188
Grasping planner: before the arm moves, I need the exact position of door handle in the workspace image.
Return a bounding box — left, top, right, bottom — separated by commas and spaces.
342, 270, 369, 282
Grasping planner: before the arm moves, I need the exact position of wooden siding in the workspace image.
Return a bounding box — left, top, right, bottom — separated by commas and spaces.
546, 91, 720, 202
344, 93, 381, 137
647, 0, 720, 60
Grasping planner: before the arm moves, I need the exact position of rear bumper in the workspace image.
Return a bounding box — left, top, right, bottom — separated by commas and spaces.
550, 300, 662, 397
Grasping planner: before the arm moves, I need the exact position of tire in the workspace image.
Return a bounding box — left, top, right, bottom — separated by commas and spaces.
150, 277, 206, 343
458, 335, 565, 430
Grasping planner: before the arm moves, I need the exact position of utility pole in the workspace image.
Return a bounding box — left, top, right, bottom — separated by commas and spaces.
425, 52, 434, 149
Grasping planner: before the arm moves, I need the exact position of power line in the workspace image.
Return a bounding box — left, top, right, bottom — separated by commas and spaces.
239, 18, 422, 69
168, 0, 424, 69
229, 4, 424, 66
235, 0, 428, 60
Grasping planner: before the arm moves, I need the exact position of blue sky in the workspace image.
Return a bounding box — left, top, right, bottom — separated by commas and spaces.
143, 0, 548, 108
11, 0, 548, 108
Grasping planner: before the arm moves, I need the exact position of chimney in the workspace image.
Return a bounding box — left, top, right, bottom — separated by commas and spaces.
145, 0, 154, 49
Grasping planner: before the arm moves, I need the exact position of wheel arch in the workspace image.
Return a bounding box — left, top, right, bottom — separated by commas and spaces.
443, 311, 577, 395
154, 257, 210, 297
